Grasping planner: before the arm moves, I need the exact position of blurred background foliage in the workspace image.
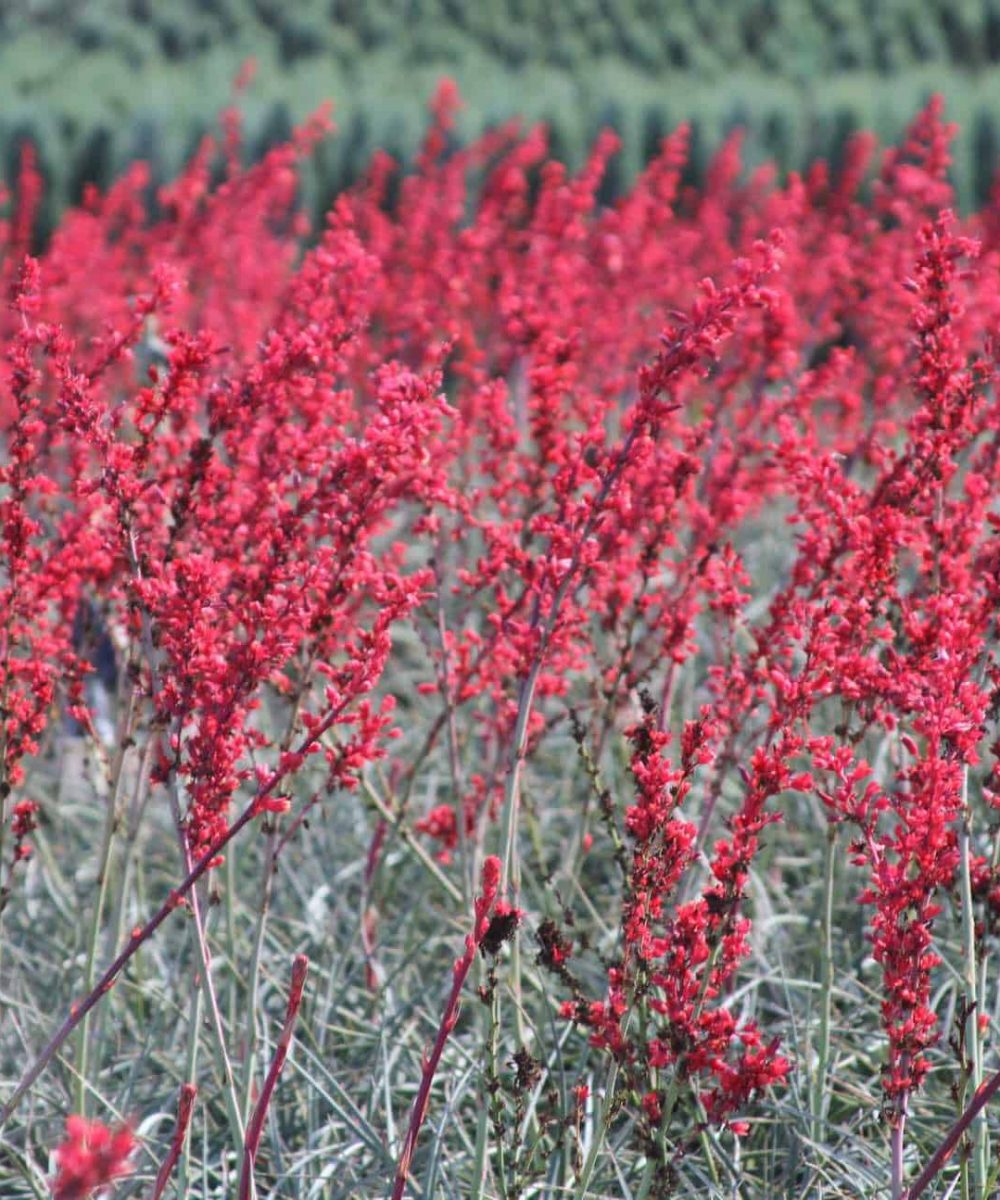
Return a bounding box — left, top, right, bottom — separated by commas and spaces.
4, 0, 1000, 234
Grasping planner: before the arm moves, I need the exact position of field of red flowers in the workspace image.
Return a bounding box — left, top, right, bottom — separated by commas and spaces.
2, 83, 1000, 1198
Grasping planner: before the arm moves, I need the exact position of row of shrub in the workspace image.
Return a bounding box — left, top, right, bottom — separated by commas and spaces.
6, 0, 1000, 74
5, 4, 1000, 229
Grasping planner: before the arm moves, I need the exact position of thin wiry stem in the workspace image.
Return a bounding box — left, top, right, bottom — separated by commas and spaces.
0, 697, 350, 1129
238, 956, 308, 1200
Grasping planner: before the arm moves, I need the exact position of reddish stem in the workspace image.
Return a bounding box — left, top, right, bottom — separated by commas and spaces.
891, 1089, 909, 1200
903, 1068, 1000, 1200
151, 1083, 197, 1200
238, 955, 309, 1200
390, 858, 501, 1200
0, 700, 347, 1129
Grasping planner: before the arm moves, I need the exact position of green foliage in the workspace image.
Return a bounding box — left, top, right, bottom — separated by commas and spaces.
2, 2, 1000, 220
5, 0, 1000, 75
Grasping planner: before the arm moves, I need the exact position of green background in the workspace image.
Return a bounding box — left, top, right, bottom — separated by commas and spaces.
4, 0, 1000, 231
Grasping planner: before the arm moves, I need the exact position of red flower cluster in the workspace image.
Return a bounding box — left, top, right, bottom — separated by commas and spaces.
51, 1116, 134, 1199
4, 80, 1000, 1177
566, 708, 796, 1133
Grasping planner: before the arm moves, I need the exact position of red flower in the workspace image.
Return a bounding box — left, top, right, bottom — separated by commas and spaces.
52, 1116, 135, 1199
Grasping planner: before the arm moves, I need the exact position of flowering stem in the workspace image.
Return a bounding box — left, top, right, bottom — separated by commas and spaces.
498, 666, 540, 899
151, 1083, 197, 1200
240, 828, 278, 1125
71, 681, 145, 1114
0, 588, 20, 973
178, 987, 203, 1197
72, 736, 128, 1115
391, 858, 501, 1200
186, 867, 246, 1149
957, 766, 988, 1197
811, 822, 838, 1143
495, 427, 647, 1063
496, 666, 537, 1057
242, 672, 319, 1111
225, 839, 239, 1035
572, 1061, 620, 1199
0, 703, 342, 1129
129, 529, 245, 1149
485, 970, 509, 1200
238, 955, 309, 1200
433, 550, 471, 908
157, 747, 245, 1153
102, 731, 155, 979
904, 1065, 1000, 1200
892, 1088, 910, 1200
636, 937, 725, 1200
391, 947, 478, 1200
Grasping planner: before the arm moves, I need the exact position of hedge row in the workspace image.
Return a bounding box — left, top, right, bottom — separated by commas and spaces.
5, 0, 1000, 75
3, 5, 1000, 229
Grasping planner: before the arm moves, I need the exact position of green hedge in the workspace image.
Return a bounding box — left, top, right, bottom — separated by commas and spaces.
6, 1, 1000, 76
2, 3, 1000, 232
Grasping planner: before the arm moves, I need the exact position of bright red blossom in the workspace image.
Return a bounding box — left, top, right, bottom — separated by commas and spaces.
2, 80, 1000, 1189
51, 1116, 135, 1200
